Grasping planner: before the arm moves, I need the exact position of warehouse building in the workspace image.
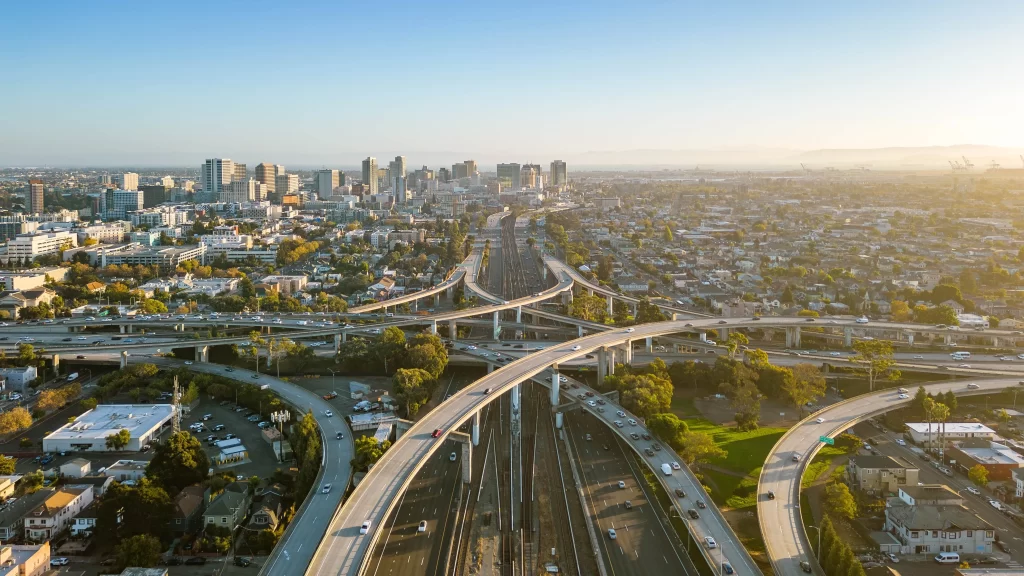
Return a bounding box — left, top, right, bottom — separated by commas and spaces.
43, 404, 174, 453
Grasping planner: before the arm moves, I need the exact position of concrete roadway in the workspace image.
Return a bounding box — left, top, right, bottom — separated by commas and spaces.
758, 376, 1022, 576
565, 411, 693, 576
367, 439, 464, 576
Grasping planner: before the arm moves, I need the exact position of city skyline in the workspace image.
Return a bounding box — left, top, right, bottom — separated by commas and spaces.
2, 1, 1023, 166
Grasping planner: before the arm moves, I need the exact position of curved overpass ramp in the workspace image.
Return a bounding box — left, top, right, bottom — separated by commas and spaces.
758, 376, 1019, 576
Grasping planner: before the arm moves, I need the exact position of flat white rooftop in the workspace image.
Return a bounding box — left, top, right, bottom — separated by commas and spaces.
906, 422, 995, 435
47, 404, 175, 441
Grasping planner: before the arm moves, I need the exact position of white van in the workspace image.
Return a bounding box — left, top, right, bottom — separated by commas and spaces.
661, 463, 673, 476
935, 552, 960, 564
951, 351, 971, 360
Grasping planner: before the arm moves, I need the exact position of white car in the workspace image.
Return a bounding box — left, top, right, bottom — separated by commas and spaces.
587, 400, 596, 407
608, 528, 617, 540
324, 410, 334, 417
77, 336, 87, 341
360, 520, 372, 534
1018, 354, 1024, 360
913, 355, 924, 359
466, 345, 477, 350
815, 417, 825, 424
50, 558, 69, 567
627, 418, 637, 426
967, 487, 981, 495
671, 461, 681, 470
829, 352, 841, 357
449, 452, 457, 462
418, 520, 428, 533
887, 553, 899, 563
989, 499, 1002, 509
616, 411, 626, 418
896, 439, 906, 446
856, 316, 869, 324
959, 364, 972, 368
184, 361, 193, 365
898, 393, 909, 399
571, 345, 581, 351
704, 536, 718, 549
617, 480, 626, 489
625, 327, 635, 333
613, 420, 624, 428
322, 484, 332, 494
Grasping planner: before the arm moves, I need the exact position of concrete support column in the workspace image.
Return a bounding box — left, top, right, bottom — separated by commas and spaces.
449, 320, 457, 343
578, 325, 584, 338
793, 327, 801, 348
127, 324, 133, 333
471, 411, 480, 446
672, 313, 678, 321
623, 341, 632, 364
564, 290, 574, 305
607, 295, 614, 317
944, 334, 952, 345
120, 324, 126, 334
646, 336, 653, 353
550, 367, 561, 406
512, 384, 520, 410
699, 331, 708, 343
844, 327, 853, 348
430, 321, 437, 335
52, 354, 59, 372
342, 331, 348, 343
631, 303, 637, 317
608, 348, 616, 376
907, 333, 914, 346
597, 347, 607, 386
461, 442, 472, 484
587, 288, 593, 297
542, 267, 548, 280
120, 351, 128, 369
413, 299, 418, 313
334, 333, 342, 352
487, 362, 494, 374
492, 311, 500, 340
198, 346, 209, 362
434, 293, 439, 307
720, 327, 730, 341
516, 306, 522, 324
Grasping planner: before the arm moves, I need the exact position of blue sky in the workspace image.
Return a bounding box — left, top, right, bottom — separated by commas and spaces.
2, 1, 1022, 166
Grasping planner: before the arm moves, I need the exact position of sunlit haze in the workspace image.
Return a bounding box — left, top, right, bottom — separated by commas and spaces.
2, 0, 1023, 167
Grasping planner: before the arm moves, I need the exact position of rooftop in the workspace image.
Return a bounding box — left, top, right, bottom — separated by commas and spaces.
46, 404, 174, 442
850, 455, 916, 470
886, 499, 991, 531
906, 422, 996, 434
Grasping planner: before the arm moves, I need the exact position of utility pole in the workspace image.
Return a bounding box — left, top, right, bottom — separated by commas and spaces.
270, 410, 291, 462
172, 376, 180, 435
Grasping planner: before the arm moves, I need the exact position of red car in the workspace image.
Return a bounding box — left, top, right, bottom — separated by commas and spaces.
431, 428, 443, 438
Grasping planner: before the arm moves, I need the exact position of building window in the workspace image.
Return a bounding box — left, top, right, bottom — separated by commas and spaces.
967, 531, 973, 537
911, 531, 919, 539
932, 531, 938, 538
987, 531, 994, 538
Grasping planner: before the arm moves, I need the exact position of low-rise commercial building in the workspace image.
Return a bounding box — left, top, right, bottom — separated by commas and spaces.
847, 455, 919, 494
0, 543, 50, 576
43, 404, 175, 452
946, 439, 1024, 481
905, 422, 996, 444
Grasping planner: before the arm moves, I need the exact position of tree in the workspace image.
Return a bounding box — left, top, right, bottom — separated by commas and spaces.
851, 340, 899, 392
0, 455, 14, 475
931, 283, 963, 304
106, 428, 131, 451
969, 464, 989, 486
374, 327, 407, 372
781, 285, 794, 305
146, 431, 210, 494
115, 534, 161, 569
597, 255, 614, 282
784, 363, 826, 414
646, 413, 689, 451
743, 348, 770, 369
0, 407, 32, 435
797, 309, 819, 318
392, 368, 434, 418
97, 479, 173, 544
405, 333, 449, 379
17, 343, 35, 366
824, 481, 857, 520
354, 436, 391, 471
724, 332, 749, 359
662, 225, 673, 242
635, 297, 666, 324
140, 299, 168, 314
890, 300, 912, 321
718, 363, 761, 430
568, 293, 611, 323
677, 431, 727, 469
615, 373, 673, 418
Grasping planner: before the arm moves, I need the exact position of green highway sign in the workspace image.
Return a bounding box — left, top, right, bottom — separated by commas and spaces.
819, 436, 834, 445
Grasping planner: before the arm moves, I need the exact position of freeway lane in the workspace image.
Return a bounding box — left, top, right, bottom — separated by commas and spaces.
565, 411, 693, 576
758, 376, 1021, 576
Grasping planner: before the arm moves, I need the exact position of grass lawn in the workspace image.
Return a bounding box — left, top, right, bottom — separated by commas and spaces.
671, 395, 700, 418
801, 445, 849, 488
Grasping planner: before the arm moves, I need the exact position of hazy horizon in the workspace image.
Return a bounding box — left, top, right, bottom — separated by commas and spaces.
2, 1, 1022, 167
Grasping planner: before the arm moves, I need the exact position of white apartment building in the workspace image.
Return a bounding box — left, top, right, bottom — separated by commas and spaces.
884, 486, 994, 555
905, 423, 996, 444
23, 487, 94, 541
223, 178, 257, 203
77, 223, 128, 244
112, 173, 139, 191
106, 190, 144, 219
3, 231, 78, 263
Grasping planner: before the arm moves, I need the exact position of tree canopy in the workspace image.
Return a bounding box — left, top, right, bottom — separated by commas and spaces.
145, 431, 210, 494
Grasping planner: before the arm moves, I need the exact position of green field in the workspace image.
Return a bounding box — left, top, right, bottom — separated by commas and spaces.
682, 417, 787, 509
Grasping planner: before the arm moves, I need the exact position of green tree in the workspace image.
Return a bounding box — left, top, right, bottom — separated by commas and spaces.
784, 363, 826, 415
677, 431, 727, 469
568, 293, 611, 323
615, 373, 673, 418
635, 297, 666, 324
354, 436, 391, 471
724, 332, 749, 359
646, 413, 688, 451
851, 340, 899, 392
97, 479, 173, 544
139, 299, 168, 314
392, 368, 434, 418
374, 326, 407, 372
405, 333, 449, 378
824, 481, 857, 520
105, 428, 131, 451
781, 285, 794, 305
931, 283, 963, 304
662, 225, 673, 242
17, 343, 35, 366
115, 534, 161, 569
743, 348, 770, 368
0, 407, 32, 435
969, 464, 989, 486
0, 455, 14, 475
145, 431, 210, 494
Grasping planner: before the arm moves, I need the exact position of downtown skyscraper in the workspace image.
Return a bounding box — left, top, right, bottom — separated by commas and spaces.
362, 157, 378, 195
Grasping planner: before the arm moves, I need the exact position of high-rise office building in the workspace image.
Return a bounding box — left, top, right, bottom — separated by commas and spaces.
520, 165, 538, 189
452, 163, 469, 180
389, 157, 407, 203
316, 170, 342, 198
497, 163, 521, 190
201, 159, 237, 196
106, 190, 144, 219
255, 163, 284, 195
464, 160, 477, 175
437, 167, 451, 183
276, 174, 299, 196
160, 176, 175, 188
224, 179, 257, 203
97, 175, 112, 186
27, 180, 44, 214
139, 184, 169, 208
114, 173, 140, 191
550, 160, 567, 186
362, 157, 378, 195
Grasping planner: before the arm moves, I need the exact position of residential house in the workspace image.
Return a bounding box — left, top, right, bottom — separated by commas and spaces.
59, 458, 91, 479
24, 487, 94, 541
0, 477, 17, 500
884, 485, 994, 555
203, 482, 251, 529
68, 475, 115, 497
0, 288, 56, 318
847, 455, 919, 494
70, 501, 99, 536
245, 485, 284, 533
1000, 318, 1024, 330
0, 543, 50, 576
0, 489, 53, 541
171, 485, 209, 535
615, 276, 648, 293
939, 299, 965, 314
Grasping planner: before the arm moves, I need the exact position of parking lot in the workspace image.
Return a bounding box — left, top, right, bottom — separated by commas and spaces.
183, 398, 285, 480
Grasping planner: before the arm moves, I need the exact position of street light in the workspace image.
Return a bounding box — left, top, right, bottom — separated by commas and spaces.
327, 368, 337, 391
807, 525, 822, 557
270, 410, 291, 463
